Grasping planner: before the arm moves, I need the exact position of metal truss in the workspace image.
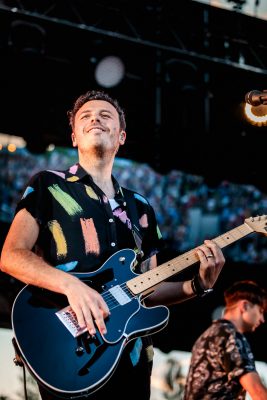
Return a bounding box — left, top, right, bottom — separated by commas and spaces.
0, 0, 267, 74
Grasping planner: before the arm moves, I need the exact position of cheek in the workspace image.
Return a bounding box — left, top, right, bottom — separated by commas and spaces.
110, 128, 119, 141
111, 126, 117, 134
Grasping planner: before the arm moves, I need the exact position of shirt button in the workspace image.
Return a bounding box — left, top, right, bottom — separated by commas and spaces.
109, 218, 114, 223
111, 242, 116, 247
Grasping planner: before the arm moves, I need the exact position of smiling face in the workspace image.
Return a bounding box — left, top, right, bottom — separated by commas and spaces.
71, 99, 126, 159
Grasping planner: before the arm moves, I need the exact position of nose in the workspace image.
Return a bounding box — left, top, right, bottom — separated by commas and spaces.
90, 114, 100, 123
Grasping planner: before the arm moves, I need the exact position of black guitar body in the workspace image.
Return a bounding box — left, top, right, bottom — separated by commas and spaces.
12, 249, 169, 397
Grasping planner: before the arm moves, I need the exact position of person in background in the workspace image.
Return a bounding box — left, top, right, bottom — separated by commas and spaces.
0, 89, 225, 400
184, 280, 267, 400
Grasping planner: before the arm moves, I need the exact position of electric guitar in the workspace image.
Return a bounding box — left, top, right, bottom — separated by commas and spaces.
11, 215, 267, 397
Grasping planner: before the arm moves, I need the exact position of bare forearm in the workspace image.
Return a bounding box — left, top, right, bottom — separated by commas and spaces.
249, 387, 267, 400
1, 248, 76, 295
240, 371, 267, 400
0, 209, 110, 335
145, 280, 195, 307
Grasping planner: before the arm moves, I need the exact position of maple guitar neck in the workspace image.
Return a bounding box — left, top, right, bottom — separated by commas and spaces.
127, 221, 255, 295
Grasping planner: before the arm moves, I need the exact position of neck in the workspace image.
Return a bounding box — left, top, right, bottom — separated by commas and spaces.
93, 176, 115, 199
78, 146, 114, 173
79, 158, 115, 199
223, 309, 244, 333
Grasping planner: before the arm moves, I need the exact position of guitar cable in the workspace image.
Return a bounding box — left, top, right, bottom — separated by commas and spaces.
21, 362, 29, 400
12, 337, 29, 400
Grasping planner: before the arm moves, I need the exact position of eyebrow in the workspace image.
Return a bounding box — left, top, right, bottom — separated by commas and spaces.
79, 108, 114, 116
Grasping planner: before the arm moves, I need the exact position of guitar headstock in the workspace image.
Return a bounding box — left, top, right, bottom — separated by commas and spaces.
245, 215, 267, 235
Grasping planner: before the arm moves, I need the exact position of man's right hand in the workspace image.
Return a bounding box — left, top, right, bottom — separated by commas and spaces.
65, 276, 110, 336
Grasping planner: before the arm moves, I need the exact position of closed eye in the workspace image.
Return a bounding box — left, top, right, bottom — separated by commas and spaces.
100, 112, 112, 119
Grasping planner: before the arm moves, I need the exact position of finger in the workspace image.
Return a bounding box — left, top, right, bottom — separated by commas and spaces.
98, 297, 110, 319
89, 295, 111, 335
71, 307, 87, 332
203, 240, 219, 257
82, 310, 98, 335
204, 239, 219, 252
197, 244, 214, 260
196, 249, 210, 263
94, 316, 107, 336
90, 305, 108, 335
204, 240, 225, 264
73, 300, 99, 336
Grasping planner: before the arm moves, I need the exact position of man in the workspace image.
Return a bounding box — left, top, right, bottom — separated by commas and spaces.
184, 280, 267, 400
0, 90, 225, 400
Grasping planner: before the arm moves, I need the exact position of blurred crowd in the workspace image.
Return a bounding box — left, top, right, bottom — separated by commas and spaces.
1, 148, 267, 264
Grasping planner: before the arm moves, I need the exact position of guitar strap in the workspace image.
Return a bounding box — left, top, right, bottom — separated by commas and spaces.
121, 187, 154, 365
121, 187, 144, 263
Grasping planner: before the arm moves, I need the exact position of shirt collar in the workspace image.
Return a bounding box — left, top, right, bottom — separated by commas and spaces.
65, 163, 122, 196
65, 163, 89, 181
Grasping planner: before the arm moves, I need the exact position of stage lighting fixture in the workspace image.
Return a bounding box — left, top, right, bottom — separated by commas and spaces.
244, 103, 267, 126
94, 56, 125, 88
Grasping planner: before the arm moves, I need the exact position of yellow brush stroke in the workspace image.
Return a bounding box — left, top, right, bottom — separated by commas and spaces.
84, 185, 99, 200
67, 176, 80, 182
48, 220, 67, 258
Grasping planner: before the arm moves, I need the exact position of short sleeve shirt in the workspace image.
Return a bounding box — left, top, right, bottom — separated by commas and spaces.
183, 319, 256, 400
15, 163, 163, 273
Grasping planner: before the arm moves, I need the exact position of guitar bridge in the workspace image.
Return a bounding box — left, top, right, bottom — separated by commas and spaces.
56, 306, 87, 337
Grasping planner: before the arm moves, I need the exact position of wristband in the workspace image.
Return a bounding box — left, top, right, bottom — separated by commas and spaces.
191, 274, 214, 297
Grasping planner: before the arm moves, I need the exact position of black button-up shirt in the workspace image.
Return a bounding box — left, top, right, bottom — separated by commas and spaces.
16, 163, 163, 273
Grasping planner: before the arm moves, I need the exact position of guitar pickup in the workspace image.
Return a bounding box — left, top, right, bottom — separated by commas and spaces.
56, 306, 87, 337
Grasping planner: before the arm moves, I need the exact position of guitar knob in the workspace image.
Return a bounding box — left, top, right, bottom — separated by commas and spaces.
75, 346, 84, 356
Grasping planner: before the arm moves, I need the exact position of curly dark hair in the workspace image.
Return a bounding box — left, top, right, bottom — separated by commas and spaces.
224, 280, 267, 311
67, 90, 126, 131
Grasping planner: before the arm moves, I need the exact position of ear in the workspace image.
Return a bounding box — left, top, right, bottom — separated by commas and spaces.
119, 130, 126, 145
71, 132, 77, 147
240, 300, 249, 313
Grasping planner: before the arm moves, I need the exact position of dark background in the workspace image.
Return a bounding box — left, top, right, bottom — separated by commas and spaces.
1, 0, 267, 191
1, 0, 267, 362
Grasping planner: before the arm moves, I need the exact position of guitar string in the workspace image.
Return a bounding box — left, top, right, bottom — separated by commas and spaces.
101, 283, 134, 308
90, 224, 254, 310
74, 226, 254, 328
81, 251, 194, 309
77, 278, 138, 310
80, 243, 225, 308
